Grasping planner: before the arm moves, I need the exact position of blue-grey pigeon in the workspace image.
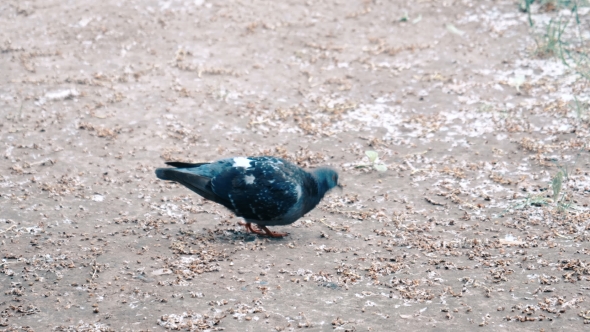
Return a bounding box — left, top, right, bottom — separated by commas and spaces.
155, 156, 339, 237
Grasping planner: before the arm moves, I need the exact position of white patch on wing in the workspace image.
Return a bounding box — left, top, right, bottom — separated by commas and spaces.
294, 184, 302, 200
233, 157, 252, 168
249, 204, 263, 220
267, 158, 284, 170
228, 193, 238, 210
244, 174, 255, 184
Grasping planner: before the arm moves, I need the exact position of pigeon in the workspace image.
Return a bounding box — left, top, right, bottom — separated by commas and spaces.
155, 156, 339, 237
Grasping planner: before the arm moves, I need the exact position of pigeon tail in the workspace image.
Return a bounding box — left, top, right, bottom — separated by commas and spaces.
155, 168, 174, 181
154, 168, 222, 204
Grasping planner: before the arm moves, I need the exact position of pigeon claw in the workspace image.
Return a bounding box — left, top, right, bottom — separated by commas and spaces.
258, 225, 289, 238
238, 221, 288, 238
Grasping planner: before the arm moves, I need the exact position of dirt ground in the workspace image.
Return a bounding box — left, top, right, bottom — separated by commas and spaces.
1, 0, 590, 331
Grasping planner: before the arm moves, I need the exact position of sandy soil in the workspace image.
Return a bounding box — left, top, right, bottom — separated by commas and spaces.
1, 0, 590, 331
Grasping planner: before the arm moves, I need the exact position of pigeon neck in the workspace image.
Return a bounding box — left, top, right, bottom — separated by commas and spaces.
315, 180, 330, 198
310, 172, 332, 198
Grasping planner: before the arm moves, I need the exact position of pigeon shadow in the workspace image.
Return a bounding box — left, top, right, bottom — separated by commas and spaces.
183, 227, 290, 243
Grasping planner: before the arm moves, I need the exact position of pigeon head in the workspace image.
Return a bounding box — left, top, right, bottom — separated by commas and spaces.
311, 167, 339, 195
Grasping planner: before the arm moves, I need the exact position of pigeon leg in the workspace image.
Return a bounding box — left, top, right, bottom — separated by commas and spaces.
238, 221, 267, 236
258, 225, 288, 238
238, 221, 288, 238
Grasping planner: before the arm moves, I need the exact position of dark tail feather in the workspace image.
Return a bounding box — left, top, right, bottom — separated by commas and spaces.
155, 168, 221, 203
156, 161, 208, 180
165, 161, 209, 168
155, 168, 176, 181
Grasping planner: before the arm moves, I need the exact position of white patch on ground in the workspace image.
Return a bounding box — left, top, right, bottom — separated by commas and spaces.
244, 174, 255, 184
24, 226, 43, 235
78, 17, 93, 27
344, 103, 406, 137
496, 133, 508, 141
504, 234, 517, 242
152, 203, 185, 220
92, 194, 104, 202
158, 312, 204, 329
41, 89, 80, 104
151, 268, 172, 276
232, 157, 252, 168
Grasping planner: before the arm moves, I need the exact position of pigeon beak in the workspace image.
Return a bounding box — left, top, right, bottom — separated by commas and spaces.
336, 183, 343, 191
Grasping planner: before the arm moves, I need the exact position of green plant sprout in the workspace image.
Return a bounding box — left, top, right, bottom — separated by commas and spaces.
399, 12, 422, 24
534, 18, 569, 59
571, 95, 589, 122
508, 74, 526, 92
400, 11, 409, 22
526, 2, 590, 80
521, 0, 588, 27
498, 162, 582, 217
551, 166, 578, 212
445, 23, 465, 37
498, 193, 555, 218
551, 169, 564, 201
363, 151, 387, 172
